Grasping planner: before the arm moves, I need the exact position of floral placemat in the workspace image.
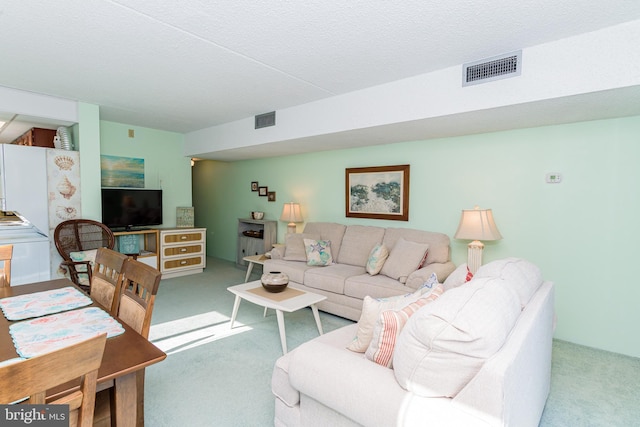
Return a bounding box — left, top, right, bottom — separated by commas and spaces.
0, 286, 92, 321
9, 307, 125, 358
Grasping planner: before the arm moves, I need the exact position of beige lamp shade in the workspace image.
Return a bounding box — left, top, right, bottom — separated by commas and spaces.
454, 207, 503, 241
454, 206, 502, 274
280, 203, 303, 233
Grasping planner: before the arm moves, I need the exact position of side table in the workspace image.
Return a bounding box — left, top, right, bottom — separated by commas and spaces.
242, 254, 269, 282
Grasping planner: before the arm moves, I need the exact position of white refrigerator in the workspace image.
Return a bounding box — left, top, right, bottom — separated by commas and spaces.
0, 144, 82, 284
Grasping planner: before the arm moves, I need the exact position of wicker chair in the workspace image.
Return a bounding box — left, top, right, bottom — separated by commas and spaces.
53, 219, 116, 292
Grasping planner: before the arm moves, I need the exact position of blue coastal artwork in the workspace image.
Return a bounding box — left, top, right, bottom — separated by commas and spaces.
101, 155, 145, 188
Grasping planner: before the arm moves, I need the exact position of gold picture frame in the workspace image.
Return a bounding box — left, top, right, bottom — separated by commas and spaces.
345, 164, 410, 221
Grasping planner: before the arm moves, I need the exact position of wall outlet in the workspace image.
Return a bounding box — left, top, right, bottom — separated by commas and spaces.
545, 173, 562, 183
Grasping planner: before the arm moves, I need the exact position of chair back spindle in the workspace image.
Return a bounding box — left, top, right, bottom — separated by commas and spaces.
91, 248, 128, 315
0, 244, 13, 287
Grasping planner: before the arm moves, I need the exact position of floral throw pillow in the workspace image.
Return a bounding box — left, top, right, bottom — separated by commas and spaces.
304, 239, 333, 266
366, 243, 389, 275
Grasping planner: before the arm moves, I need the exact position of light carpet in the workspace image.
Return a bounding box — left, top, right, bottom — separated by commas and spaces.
144, 257, 640, 426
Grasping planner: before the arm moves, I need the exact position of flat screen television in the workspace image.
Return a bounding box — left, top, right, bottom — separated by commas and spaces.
101, 188, 163, 231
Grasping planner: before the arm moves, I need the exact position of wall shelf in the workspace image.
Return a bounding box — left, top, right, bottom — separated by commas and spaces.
236, 218, 276, 267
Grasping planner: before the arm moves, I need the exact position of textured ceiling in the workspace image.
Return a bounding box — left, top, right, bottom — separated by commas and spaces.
1, 1, 640, 143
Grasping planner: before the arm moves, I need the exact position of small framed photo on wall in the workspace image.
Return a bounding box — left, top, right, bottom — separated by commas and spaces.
268, 191, 276, 202
258, 186, 268, 196
251, 181, 259, 191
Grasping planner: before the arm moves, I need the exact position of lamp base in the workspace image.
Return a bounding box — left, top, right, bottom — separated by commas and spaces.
467, 240, 484, 275
287, 223, 297, 234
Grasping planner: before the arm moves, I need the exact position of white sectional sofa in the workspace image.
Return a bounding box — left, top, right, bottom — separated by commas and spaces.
264, 222, 456, 321
272, 258, 555, 427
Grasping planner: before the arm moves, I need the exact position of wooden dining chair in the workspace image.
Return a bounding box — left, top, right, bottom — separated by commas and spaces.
90, 247, 128, 315
0, 244, 13, 287
0, 333, 107, 427
94, 258, 162, 427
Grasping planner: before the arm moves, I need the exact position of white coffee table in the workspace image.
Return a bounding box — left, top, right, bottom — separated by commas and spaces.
227, 281, 327, 354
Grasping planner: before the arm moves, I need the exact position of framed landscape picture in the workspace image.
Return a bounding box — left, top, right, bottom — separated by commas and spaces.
345, 164, 410, 221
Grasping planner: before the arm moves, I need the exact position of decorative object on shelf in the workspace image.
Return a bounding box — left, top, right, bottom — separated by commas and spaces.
454, 206, 503, 275
261, 271, 289, 293
118, 234, 140, 255
268, 191, 276, 202
280, 202, 303, 234
100, 155, 144, 188
251, 181, 259, 191
251, 211, 264, 220
56, 126, 74, 150
346, 164, 410, 221
242, 229, 264, 238
258, 186, 268, 196
176, 207, 195, 228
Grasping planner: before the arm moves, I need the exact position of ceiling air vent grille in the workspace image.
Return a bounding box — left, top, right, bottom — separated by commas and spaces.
463, 50, 522, 87
255, 111, 276, 129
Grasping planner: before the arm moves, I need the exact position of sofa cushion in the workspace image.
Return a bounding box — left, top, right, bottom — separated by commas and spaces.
393, 277, 521, 398
382, 228, 451, 265
263, 258, 317, 284
304, 264, 365, 295
442, 263, 474, 291
303, 223, 347, 261
380, 238, 429, 283
69, 249, 97, 270
344, 273, 410, 301
69, 249, 98, 285
284, 233, 320, 261
365, 284, 444, 368
304, 239, 334, 266
347, 273, 439, 353
365, 243, 389, 275
336, 225, 385, 267
474, 257, 543, 307
288, 324, 407, 427
272, 350, 299, 407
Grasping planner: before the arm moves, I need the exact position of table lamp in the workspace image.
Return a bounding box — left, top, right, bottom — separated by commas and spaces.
454, 206, 502, 274
280, 202, 303, 234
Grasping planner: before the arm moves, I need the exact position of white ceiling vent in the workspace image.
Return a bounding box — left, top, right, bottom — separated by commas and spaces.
255, 111, 276, 129
463, 50, 522, 87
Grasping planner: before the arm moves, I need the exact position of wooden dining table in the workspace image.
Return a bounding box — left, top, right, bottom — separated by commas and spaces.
0, 278, 167, 427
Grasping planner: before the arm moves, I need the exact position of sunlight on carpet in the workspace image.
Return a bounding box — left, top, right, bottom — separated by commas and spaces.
149, 310, 253, 355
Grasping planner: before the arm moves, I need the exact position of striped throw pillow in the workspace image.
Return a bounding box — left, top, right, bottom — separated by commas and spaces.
365, 284, 444, 368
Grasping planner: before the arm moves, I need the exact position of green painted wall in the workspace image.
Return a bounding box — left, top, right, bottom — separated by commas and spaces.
76, 103, 102, 220
193, 115, 640, 358
100, 121, 191, 227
